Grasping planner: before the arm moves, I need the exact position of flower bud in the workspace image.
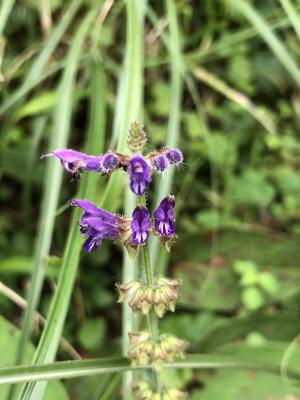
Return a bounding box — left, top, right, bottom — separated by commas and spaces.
153, 154, 170, 172
127, 121, 147, 153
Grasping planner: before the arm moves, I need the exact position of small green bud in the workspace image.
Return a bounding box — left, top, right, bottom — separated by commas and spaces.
141, 300, 151, 315
127, 121, 147, 153
155, 303, 166, 318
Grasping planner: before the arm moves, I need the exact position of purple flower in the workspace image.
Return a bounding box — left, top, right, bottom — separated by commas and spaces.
165, 149, 183, 165
154, 195, 176, 237
131, 206, 151, 245
99, 153, 120, 174
153, 154, 170, 172
70, 199, 122, 252
127, 155, 152, 196
42, 149, 102, 176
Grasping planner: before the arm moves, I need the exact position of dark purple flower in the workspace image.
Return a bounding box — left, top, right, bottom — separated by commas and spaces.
153, 195, 176, 237
127, 155, 152, 196
165, 149, 183, 165
71, 199, 121, 252
42, 149, 102, 176
131, 206, 151, 245
99, 153, 120, 174
153, 154, 170, 172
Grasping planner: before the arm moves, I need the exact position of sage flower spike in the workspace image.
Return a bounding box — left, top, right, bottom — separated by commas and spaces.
131, 206, 151, 245
154, 195, 176, 237
70, 199, 130, 252
127, 155, 152, 196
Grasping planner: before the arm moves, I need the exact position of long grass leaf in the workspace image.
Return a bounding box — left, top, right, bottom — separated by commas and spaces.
0, 0, 84, 115
1, 354, 300, 384
279, 0, 300, 41
0, 0, 15, 36
230, 0, 300, 88
17, 9, 100, 400
193, 66, 276, 134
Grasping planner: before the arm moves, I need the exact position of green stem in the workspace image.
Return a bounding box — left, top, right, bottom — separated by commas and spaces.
139, 195, 160, 391
141, 242, 158, 341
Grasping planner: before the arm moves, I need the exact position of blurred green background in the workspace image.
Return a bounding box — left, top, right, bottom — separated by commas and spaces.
1, 0, 300, 399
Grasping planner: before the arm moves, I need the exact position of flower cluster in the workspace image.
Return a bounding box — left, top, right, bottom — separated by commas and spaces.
43, 122, 187, 398
69, 195, 176, 253
128, 331, 188, 371
42, 147, 183, 196
133, 381, 187, 400
116, 276, 181, 317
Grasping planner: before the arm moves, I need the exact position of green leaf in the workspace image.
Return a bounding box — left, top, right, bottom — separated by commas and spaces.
230, 169, 275, 207
0, 0, 84, 115
78, 318, 106, 350
241, 287, 264, 310
197, 311, 300, 352
175, 263, 240, 311
230, 0, 300, 89
0, 315, 68, 399
257, 272, 279, 295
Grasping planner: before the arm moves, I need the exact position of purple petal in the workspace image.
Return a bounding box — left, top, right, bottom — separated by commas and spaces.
153, 154, 170, 172
131, 206, 151, 245
85, 156, 102, 171
85, 217, 120, 238
100, 153, 120, 174
165, 149, 183, 165
128, 155, 152, 196
83, 235, 102, 252
153, 195, 176, 237
42, 149, 102, 173
71, 199, 116, 223
42, 149, 87, 163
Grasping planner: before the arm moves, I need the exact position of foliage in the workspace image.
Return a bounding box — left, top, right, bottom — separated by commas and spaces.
1, 0, 300, 399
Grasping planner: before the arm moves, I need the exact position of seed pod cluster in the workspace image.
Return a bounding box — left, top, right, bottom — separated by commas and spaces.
116, 276, 181, 317
128, 331, 188, 371
132, 381, 187, 400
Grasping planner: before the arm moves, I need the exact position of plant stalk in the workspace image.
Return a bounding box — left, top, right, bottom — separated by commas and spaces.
139, 195, 160, 391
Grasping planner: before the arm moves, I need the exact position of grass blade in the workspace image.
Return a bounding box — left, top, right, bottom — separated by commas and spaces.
193, 66, 276, 134
279, 0, 300, 41
230, 0, 300, 88
0, 0, 15, 36
0, 0, 84, 115
1, 354, 300, 384
16, 9, 100, 400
